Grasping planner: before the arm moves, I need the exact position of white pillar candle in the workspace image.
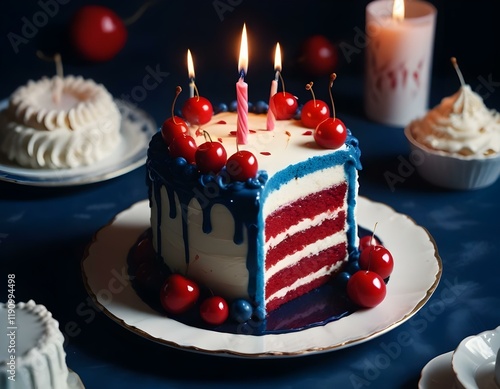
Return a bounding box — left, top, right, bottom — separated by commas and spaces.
364, 0, 437, 127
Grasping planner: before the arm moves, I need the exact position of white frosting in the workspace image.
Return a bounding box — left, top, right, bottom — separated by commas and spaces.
151, 113, 356, 309
0, 75, 121, 169
0, 300, 70, 389
410, 85, 500, 157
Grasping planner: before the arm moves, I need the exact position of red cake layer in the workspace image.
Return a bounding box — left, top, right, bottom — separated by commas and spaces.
265, 182, 347, 242
265, 243, 347, 302
265, 211, 346, 270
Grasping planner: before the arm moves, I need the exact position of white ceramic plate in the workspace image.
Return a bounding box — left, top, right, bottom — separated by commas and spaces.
81, 197, 442, 358
452, 326, 500, 389
0, 99, 156, 186
419, 351, 458, 389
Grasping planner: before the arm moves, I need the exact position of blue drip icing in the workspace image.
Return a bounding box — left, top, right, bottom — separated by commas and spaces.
146, 127, 362, 316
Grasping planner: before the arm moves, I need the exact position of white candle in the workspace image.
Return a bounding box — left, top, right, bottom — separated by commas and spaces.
236, 24, 249, 145
364, 0, 437, 127
187, 49, 195, 98
267, 43, 281, 131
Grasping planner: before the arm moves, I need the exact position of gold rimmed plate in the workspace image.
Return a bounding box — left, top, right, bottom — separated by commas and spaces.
81, 197, 442, 358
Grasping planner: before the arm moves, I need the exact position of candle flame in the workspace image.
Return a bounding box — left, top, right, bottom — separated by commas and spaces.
238, 24, 248, 76
274, 42, 282, 72
187, 49, 195, 79
392, 0, 405, 21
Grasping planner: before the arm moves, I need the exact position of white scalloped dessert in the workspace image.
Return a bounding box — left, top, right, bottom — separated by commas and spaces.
0, 300, 83, 389
0, 75, 121, 169
408, 84, 500, 157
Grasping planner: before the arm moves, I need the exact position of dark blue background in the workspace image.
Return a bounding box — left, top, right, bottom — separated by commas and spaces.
1, 1, 500, 388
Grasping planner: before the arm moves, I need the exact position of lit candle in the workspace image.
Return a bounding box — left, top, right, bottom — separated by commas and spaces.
187, 49, 195, 98
236, 24, 249, 145
364, 0, 437, 126
266, 43, 281, 131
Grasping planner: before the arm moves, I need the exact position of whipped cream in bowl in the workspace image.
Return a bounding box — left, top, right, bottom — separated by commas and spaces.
409, 85, 500, 158
405, 83, 500, 190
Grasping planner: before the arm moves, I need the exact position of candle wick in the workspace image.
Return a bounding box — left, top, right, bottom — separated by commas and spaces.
451, 57, 466, 87
193, 81, 200, 101
274, 70, 280, 82
239, 69, 245, 80
278, 72, 286, 94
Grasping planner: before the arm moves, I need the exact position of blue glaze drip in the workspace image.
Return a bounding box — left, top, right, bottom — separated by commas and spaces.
146, 123, 362, 315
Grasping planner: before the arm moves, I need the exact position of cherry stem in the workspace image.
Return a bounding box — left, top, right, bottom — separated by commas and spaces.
172, 86, 182, 124
328, 73, 337, 120
451, 57, 466, 87
305, 81, 316, 105
37, 51, 64, 78
367, 222, 379, 272
278, 71, 287, 95
202, 130, 213, 143
122, 0, 157, 26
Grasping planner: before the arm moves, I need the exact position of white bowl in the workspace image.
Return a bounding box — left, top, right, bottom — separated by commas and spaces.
404, 126, 500, 190
451, 326, 500, 389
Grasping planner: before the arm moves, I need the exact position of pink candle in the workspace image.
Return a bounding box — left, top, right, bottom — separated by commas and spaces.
266, 78, 277, 130
266, 43, 281, 131
236, 24, 249, 144
236, 76, 248, 144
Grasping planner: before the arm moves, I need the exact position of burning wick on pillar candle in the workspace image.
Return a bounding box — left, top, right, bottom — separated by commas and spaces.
266, 42, 281, 131
37, 50, 64, 105
236, 24, 249, 145
392, 0, 404, 21
187, 49, 195, 98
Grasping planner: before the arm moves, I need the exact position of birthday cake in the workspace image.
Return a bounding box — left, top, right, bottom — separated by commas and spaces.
145, 109, 362, 322
0, 75, 121, 169
0, 300, 83, 389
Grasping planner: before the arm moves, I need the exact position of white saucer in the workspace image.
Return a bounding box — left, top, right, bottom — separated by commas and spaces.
452, 326, 500, 389
0, 99, 156, 186
419, 351, 458, 389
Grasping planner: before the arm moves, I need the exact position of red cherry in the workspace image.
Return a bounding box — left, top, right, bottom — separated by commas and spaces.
314, 118, 347, 149
200, 296, 229, 326
347, 270, 386, 308
299, 35, 338, 76
160, 274, 200, 315
271, 92, 298, 120
182, 97, 213, 125
195, 141, 227, 174
359, 235, 380, 251
161, 117, 189, 146
359, 245, 394, 280
301, 100, 330, 129
226, 150, 258, 181
130, 235, 156, 267
169, 134, 197, 164
70, 6, 127, 62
